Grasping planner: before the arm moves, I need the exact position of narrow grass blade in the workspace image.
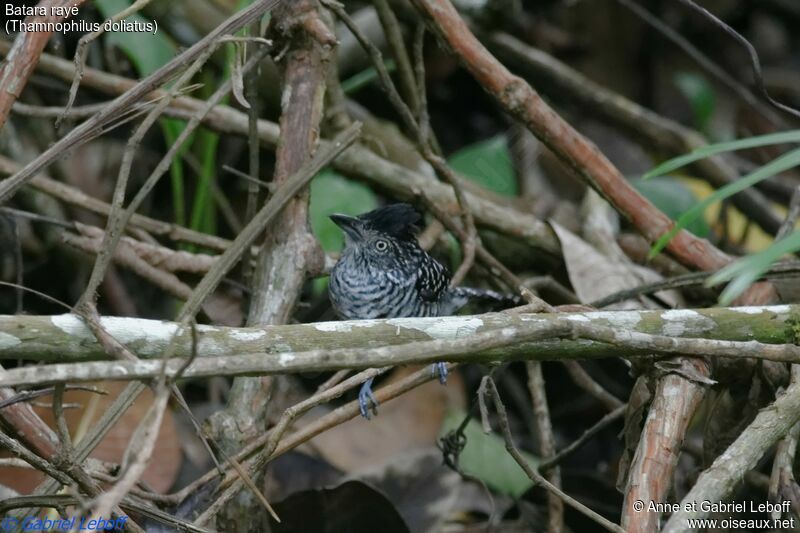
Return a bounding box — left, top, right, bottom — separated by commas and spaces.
644, 130, 800, 179
708, 231, 800, 305
649, 147, 800, 258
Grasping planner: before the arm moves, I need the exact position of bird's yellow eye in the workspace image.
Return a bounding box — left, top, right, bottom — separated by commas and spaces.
375, 239, 389, 252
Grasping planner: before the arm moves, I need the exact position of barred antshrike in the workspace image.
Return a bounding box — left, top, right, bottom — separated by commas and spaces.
329, 203, 517, 418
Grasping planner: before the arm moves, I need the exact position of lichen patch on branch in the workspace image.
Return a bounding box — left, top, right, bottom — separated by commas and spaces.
386, 316, 485, 339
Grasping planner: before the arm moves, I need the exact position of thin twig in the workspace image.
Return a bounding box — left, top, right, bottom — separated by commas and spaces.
590, 261, 800, 308
776, 185, 800, 242
614, 0, 786, 128
63, 229, 197, 304
178, 122, 361, 322
59, 0, 157, 126
73, 301, 223, 479
77, 39, 261, 308
241, 18, 264, 291
8, 216, 22, 313
0, 40, 562, 254
89, 307, 208, 520
88, 383, 169, 519
0, 206, 75, 229
324, 0, 479, 285
768, 367, 800, 520
562, 361, 625, 412
526, 361, 564, 532
12, 101, 110, 119
194, 367, 390, 525
416, 190, 531, 300
0, 432, 72, 486
191, 363, 459, 524
0, 158, 232, 252
51, 384, 72, 452
483, 377, 625, 533
0, 385, 104, 411
18, 383, 148, 518
538, 405, 626, 471
486, 31, 785, 232
373, 0, 420, 114
314, 370, 351, 393
0, 0, 284, 205
674, 0, 800, 121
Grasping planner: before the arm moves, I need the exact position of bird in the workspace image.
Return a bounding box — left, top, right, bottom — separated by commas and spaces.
328, 203, 519, 418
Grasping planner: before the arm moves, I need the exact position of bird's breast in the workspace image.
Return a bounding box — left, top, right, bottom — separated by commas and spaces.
329, 262, 436, 319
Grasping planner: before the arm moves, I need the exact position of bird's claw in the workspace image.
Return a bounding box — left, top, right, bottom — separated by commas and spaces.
432, 362, 448, 385
358, 377, 379, 419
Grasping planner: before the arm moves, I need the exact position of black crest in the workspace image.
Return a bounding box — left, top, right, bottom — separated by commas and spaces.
358, 203, 422, 238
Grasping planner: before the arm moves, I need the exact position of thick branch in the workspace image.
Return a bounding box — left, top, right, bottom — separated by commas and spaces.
209, 0, 333, 509
411, 0, 731, 271
0, 305, 794, 363
663, 378, 800, 531
486, 31, 784, 236
9, 320, 800, 387
0, 0, 86, 129
248, 0, 333, 325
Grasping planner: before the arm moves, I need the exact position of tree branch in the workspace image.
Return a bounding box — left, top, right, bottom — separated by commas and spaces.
2, 306, 800, 387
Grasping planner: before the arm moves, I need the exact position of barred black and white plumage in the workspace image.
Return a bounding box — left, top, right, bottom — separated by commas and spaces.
329, 204, 516, 320
328, 204, 519, 418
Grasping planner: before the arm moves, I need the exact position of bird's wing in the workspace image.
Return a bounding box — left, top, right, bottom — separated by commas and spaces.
415, 256, 451, 302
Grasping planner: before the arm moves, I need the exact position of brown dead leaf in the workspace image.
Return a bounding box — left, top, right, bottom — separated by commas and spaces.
306, 367, 466, 472
0, 381, 181, 494
551, 221, 682, 309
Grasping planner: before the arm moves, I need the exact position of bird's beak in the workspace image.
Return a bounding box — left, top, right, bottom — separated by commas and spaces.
329, 213, 363, 239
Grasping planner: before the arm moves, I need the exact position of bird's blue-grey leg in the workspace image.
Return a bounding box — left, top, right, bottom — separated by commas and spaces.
431, 362, 448, 384
358, 377, 379, 419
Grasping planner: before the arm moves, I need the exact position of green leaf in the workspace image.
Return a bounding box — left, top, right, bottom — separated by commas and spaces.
95, 0, 176, 76
95, 0, 191, 227
341, 59, 397, 95
448, 136, 517, 196
632, 177, 710, 237
189, 127, 220, 235
310, 170, 378, 252
311, 277, 329, 298
708, 231, 800, 305
161, 122, 189, 226
189, 70, 225, 237
644, 130, 800, 180
440, 410, 537, 498
649, 147, 800, 258
673, 71, 715, 135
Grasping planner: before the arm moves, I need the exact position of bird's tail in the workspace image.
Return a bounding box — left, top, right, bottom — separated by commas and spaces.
451, 286, 523, 309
